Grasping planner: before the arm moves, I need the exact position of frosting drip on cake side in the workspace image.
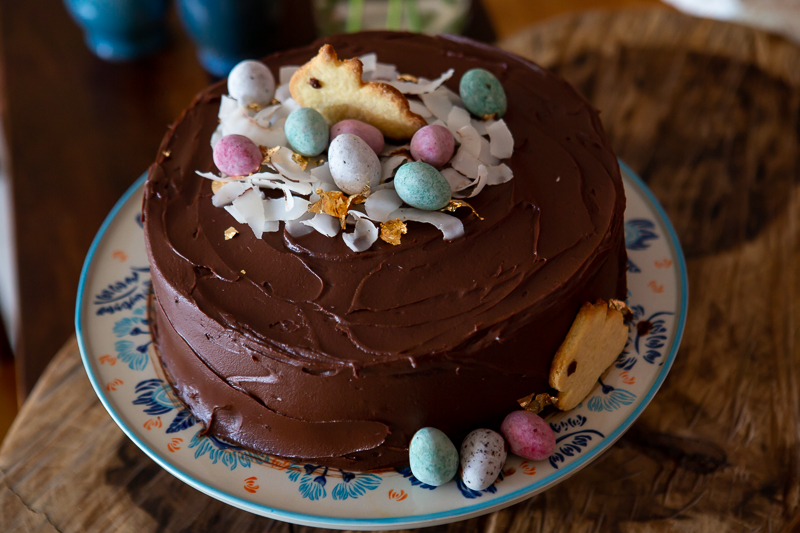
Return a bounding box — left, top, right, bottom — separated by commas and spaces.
143, 32, 627, 469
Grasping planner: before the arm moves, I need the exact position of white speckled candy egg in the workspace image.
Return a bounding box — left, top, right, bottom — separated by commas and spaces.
460, 429, 507, 491
227, 60, 275, 107
328, 133, 381, 195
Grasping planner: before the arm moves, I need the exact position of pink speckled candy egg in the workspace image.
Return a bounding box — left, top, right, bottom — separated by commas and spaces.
212, 134, 262, 176
410, 125, 455, 168
330, 119, 385, 155
500, 410, 556, 461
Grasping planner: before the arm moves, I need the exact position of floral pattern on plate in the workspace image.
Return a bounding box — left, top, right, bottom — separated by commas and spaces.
76, 162, 687, 529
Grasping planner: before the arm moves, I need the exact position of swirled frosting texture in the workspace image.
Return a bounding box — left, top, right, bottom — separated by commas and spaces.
143, 32, 627, 469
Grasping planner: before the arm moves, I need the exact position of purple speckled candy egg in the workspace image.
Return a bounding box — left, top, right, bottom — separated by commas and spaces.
500, 410, 556, 461
212, 134, 262, 176
330, 119, 385, 155
410, 125, 455, 168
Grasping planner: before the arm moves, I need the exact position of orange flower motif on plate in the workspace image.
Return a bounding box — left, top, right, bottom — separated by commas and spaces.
244, 477, 260, 494
168, 438, 183, 452
105, 379, 123, 391
388, 489, 407, 501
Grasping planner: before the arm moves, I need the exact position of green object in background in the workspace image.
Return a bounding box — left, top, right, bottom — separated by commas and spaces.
314, 0, 470, 36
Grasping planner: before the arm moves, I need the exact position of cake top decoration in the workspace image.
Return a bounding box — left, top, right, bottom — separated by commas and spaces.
196, 45, 516, 252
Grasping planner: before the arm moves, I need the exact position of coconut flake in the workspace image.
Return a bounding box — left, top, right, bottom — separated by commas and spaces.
285, 213, 314, 237
281, 97, 301, 114
388, 208, 464, 241
359, 53, 377, 75
420, 91, 454, 121
408, 100, 432, 118
212, 181, 248, 207
371, 62, 399, 81
196, 170, 235, 182
381, 154, 409, 182
224, 204, 246, 224
478, 136, 500, 166
275, 84, 292, 103
302, 213, 340, 237
441, 168, 473, 192
386, 69, 454, 95
471, 118, 489, 135
447, 106, 472, 134
262, 220, 280, 233
232, 188, 266, 238
279, 66, 299, 85
434, 85, 463, 106
486, 163, 514, 185
487, 119, 514, 159
219, 95, 239, 119
342, 217, 379, 252
456, 126, 482, 157
365, 189, 403, 221
310, 162, 335, 184
254, 104, 282, 128
450, 145, 481, 179
263, 197, 309, 220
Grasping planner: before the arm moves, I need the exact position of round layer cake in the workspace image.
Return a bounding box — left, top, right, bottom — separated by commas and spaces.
143, 32, 627, 470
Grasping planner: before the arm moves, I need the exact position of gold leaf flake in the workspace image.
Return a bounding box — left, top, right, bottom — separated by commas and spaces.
240, 269, 246, 275
307, 188, 367, 229
397, 74, 418, 83
482, 112, 499, 121
517, 392, 558, 414
270, 98, 279, 106
211, 180, 225, 194
608, 299, 633, 320
246, 102, 265, 112
291, 152, 310, 171
388, 147, 412, 158
260, 145, 280, 165
440, 199, 484, 220
379, 219, 407, 246
224, 227, 239, 240
162, 150, 172, 158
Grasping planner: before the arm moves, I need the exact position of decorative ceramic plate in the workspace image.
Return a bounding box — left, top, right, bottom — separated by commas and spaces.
76, 161, 687, 530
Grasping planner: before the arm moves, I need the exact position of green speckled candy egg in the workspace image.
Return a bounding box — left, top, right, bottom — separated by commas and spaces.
409, 427, 459, 486
459, 68, 507, 118
284, 107, 329, 156
394, 162, 451, 211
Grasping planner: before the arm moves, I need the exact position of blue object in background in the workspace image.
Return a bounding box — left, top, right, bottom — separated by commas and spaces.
63, 0, 170, 61
176, 0, 282, 78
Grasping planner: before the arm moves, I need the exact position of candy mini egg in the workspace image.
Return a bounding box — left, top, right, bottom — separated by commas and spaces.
285, 107, 330, 157
394, 161, 451, 211
459, 68, 507, 118
460, 429, 507, 491
501, 410, 556, 461
328, 133, 381, 195
411, 125, 455, 168
212, 134, 262, 176
409, 427, 459, 487
227, 60, 276, 107
330, 119, 385, 155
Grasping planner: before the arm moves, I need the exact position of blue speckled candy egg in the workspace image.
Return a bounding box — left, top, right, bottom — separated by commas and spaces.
394, 162, 451, 211
285, 107, 329, 156
459, 68, 507, 118
460, 429, 508, 491
409, 427, 459, 487
227, 60, 275, 107
328, 133, 381, 195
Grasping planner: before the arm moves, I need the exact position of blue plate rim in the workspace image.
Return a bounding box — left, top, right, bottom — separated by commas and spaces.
75, 161, 689, 529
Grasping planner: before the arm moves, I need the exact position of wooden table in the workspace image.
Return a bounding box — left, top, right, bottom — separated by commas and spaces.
2, 7, 799, 532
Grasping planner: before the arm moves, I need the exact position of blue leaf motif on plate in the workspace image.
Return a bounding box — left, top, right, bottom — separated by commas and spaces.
587, 378, 637, 412
94, 266, 150, 316
550, 415, 587, 434
627, 259, 641, 273
331, 470, 381, 500
396, 466, 438, 490
187, 430, 267, 471
634, 310, 674, 364
115, 339, 151, 371
132, 379, 197, 432
549, 429, 605, 469
286, 465, 329, 501
625, 219, 658, 250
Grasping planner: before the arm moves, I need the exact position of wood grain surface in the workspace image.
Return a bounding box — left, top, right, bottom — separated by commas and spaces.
2, 7, 800, 532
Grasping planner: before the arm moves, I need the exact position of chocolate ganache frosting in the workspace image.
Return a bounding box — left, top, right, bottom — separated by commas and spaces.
143, 32, 627, 470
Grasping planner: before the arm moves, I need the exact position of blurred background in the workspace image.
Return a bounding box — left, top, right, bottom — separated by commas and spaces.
0, 0, 797, 443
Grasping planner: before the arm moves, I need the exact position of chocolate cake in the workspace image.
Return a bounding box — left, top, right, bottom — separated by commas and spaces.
143, 32, 627, 470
